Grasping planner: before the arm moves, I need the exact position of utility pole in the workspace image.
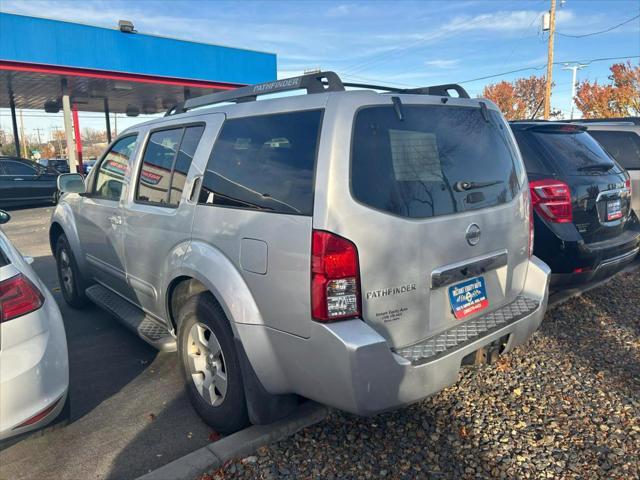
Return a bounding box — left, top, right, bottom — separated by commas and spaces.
52, 126, 64, 157
19, 109, 28, 158
543, 0, 557, 120
562, 63, 588, 119
34, 127, 44, 146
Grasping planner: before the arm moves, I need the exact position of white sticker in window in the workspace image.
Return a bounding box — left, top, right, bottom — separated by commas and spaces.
389, 130, 442, 182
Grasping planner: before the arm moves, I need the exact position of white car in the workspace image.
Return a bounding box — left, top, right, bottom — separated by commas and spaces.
0, 209, 69, 441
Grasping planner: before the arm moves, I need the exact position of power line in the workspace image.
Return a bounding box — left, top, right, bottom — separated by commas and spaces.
557, 13, 640, 38
342, 0, 549, 75
341, 73, 417, 88
457, 55, 640, 84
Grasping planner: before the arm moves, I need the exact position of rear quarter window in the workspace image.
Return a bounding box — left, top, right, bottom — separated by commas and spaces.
512, 130, 552, 175
199, 110, 322, 216
588, 130, 640, 170
351, 105, 522, 219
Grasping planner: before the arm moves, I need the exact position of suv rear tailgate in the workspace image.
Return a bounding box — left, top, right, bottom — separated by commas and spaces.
319, 99, 530, 349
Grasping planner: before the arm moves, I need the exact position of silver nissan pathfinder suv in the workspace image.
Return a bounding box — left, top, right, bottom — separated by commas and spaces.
51, 72, 551, 433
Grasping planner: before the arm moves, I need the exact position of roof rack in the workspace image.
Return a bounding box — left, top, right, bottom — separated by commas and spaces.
165, 71, 345, 116
164, 71, 470, 116
342, 81, 470, 98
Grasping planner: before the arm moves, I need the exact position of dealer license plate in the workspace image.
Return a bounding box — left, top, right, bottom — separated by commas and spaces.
448, 276, 489, 320
607, 199, 622, 221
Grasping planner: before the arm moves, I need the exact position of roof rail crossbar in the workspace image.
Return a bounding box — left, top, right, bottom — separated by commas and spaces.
343, 81, 469, 99
342, 81, 405, 92
404, 84, 470, 99
165, 71, 345, 116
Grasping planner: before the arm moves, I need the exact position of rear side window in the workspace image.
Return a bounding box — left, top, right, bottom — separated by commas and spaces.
512, 131, 551, 174
170, 126, 205, 204
136, 125, 204, 206
588, 130, 640, 170
199, 110, 322, 215
3, 161, 37, 176
530, 130, 619, 174
351, 105, 521, 219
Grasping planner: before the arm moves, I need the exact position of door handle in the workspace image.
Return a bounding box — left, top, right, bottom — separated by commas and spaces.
108, 215, 123, 225
13, 178, 24, 181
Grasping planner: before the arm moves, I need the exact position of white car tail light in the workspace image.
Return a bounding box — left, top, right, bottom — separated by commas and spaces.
311, 230, 361, 321
0, 273, 44, 323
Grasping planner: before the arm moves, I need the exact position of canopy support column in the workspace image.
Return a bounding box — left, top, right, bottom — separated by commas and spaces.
8, 83, 20, 157
72, 104, 83, 171
104, 98, 112, 143
61, 82, 77, 173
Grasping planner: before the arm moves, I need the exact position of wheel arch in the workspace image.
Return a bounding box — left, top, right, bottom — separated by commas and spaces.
166, 244, 296, 424
49, 221, 65, 255
165, 240, 265, 336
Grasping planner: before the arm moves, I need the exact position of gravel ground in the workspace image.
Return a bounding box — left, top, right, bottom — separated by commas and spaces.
201, 270, 640, 480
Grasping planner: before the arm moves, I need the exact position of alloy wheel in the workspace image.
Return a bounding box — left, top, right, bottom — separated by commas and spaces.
59, 249, 74, 296
187, 322, 228, 406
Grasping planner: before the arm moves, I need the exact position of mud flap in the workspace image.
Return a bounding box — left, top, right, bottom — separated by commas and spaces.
234, 338, 298, 425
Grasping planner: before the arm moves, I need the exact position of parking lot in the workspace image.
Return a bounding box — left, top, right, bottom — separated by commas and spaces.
0, 207, 216, 480
210, 269, 640, 479
1, 205, 638, 480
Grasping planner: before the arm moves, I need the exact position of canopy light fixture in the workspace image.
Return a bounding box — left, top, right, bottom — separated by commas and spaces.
118, 20, 136, 33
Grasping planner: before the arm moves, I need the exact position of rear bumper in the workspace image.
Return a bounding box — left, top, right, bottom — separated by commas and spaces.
238, 256, 550, 416
551, 246, 639, 285
0, 288, 69, 441
542, 222, 640, 285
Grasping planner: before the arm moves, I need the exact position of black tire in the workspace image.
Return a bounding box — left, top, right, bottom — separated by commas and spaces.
177, 294, 249, 434
55, 234, 89, 308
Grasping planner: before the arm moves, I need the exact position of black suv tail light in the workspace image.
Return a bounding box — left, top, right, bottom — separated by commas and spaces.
529, 179, 573, 224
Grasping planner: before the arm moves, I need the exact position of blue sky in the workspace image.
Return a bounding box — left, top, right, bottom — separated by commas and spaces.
1, 0, 639, 139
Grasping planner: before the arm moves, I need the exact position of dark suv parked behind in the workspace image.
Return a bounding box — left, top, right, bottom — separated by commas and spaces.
511, 122, 640, 284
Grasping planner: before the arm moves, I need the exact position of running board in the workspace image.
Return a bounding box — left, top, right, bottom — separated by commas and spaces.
86, 284, 177, 352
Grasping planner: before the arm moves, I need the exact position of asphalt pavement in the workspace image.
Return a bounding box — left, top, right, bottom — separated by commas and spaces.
0, 206, 214, 480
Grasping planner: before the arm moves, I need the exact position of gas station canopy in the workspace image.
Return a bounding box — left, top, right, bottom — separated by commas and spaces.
1, 12, 277, 113
0, 12, 277, 168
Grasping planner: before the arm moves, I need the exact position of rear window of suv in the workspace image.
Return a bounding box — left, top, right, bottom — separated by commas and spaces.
351, 105, 522, 219
587, 130, 640, 170
526, 128, 620, 175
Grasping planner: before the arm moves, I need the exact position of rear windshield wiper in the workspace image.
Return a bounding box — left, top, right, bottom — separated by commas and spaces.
577, 163, 612, 171
454, 180, 503, 192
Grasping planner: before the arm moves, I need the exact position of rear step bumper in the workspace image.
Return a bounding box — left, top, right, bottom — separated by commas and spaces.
237, 256, 550, 416
393, 295, 539, 365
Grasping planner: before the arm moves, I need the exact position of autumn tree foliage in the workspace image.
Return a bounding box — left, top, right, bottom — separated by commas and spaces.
482, 75, 557, 120
575, 62, 640, 118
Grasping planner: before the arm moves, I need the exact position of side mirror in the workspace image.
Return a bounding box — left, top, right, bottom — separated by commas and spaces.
57, 173, 86, 194
0, 210, 10, 225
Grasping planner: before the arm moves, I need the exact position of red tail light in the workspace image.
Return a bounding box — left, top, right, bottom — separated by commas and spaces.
0, 273, 44, 323
528, 190, 535, 258
625, 177, 632, 195
529, 179, 573, 224
13, 396, 62, 429
311, 230, 361, 322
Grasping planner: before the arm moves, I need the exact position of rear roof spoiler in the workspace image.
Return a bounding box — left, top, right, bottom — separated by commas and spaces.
511, 122, 587, 133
